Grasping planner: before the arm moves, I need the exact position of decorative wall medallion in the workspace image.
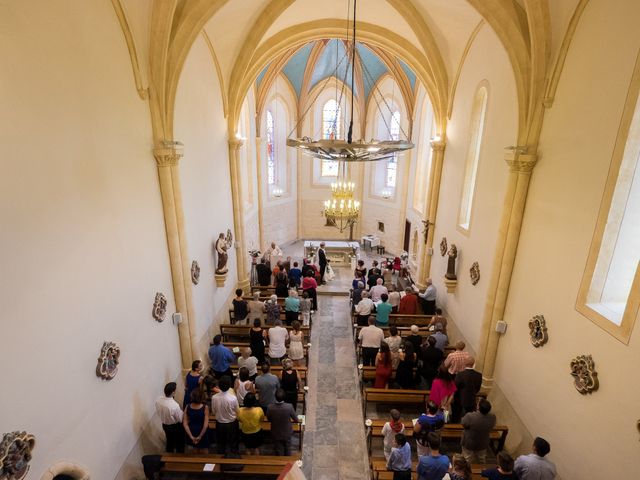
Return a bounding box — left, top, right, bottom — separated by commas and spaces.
191, 260, 200, 285
528, 315, 549, 347
96, 341, 120, 380
0, 431, 36, 480
152, 292, 167, 322
570, 354, 599, 394
439, 237, 447, 257
470, 261, 480, 285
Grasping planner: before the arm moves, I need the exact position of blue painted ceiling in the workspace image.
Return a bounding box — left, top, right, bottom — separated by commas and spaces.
257, 40, 417, 104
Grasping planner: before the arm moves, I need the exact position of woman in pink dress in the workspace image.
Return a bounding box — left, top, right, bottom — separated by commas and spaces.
429, 365, 457, 417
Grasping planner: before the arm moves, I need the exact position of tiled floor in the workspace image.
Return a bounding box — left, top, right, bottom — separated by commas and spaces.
299, 263, 370, 479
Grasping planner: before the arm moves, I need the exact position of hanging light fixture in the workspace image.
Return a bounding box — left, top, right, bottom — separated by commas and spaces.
286, 0, 414, 162
323, 162, 360, 234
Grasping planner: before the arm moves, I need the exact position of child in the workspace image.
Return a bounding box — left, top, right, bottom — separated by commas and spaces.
381, 409, 405, 461
387, 433, 412, 480
299, 291, 312, 326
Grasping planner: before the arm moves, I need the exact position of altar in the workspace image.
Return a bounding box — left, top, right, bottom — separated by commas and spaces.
304, 240, 360, 266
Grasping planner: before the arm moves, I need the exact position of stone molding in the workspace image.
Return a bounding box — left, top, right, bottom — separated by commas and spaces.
504, 151, 538, 173
153, 143, 183, 167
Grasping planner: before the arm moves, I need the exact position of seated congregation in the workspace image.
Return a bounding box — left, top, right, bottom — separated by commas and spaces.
352, 260, 557, 480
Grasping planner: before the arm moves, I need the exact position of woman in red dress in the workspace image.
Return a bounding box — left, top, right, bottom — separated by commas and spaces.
374, 342, 393, 388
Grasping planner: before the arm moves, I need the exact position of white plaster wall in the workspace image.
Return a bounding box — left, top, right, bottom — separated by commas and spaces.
430, 25, 517, 352
0, 1, 180, 479
174, 35, 237, 348
494, 1, 640, 477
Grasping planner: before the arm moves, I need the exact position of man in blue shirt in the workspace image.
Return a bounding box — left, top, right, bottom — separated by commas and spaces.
387, 433, 412, 480
417, 432, 449, 480
208, 334, 236, 379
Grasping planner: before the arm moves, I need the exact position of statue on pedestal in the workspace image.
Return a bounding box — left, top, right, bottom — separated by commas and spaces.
445, 244, 458, 280
214, 230, 233, 275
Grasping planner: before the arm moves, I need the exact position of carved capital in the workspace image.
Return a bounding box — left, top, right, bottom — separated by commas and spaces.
229, 138, 245, 151
153, 142, 183, 167
504, 151, 537, 173
429, 139, 446, 152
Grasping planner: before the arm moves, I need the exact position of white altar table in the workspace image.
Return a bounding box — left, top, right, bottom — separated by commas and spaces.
303, 241, 360, 266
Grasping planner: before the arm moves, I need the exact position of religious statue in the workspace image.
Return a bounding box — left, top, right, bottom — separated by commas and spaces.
445, 244, 458, 280
0, 431, 36, 480
214, 230, 233, 274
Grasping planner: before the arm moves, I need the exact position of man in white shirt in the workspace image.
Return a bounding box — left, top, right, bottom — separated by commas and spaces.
155, 382, 185, 453
210, 376, 240, 454
370, 278, 389, 302
418, 278, 437, 315
268, 320, 289, 363
355, 291, 375, 326
264, 242, 283, 267
358, 316, 385, 366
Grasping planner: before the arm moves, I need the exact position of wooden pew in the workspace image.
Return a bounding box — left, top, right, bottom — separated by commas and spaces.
362, 388, 430, 413
358, 365, 418, 385
160, 453, 298, 477
351, 313, 437, 339
231, 365, 309, 387
223, 342, 310, 364
220, 324, 311, 343
207, 417, 305, 452
369, 458, 485, 480
365, 418, 508, 456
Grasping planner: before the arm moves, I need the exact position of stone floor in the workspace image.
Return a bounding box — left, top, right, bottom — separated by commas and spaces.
300, 261, 370, 480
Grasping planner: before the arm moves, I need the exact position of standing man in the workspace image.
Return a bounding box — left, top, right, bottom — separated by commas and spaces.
208, 334, 236, 379
255, 363, 281, 412
461, 399, 497, 465
514, 437, 557, 480
266, 389, 299, 456
453, 356, 482, 422
256, 258, 272, 287
444, 341, 474, 375
155, 382, 185, 453
210, 376, 240, 455
418, 278, 437, 315
318, 242, 327, 284
358, 316, 385, 366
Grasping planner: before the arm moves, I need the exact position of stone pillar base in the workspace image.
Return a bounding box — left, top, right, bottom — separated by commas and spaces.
214, 273, 228, 287
443, 277, 458, 293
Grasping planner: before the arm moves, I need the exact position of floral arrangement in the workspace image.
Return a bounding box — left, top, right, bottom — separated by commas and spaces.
248, 249, 261, 258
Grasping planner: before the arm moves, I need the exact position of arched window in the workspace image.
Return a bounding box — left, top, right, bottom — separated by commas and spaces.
386, 110, 401, 188
458, 84, 488, 231
577, 59, 640, 343
321, 99, 340, 177
266, 110, 276, 185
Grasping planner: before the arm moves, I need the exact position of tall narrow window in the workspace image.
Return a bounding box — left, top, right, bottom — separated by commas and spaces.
458, 84, 488, 231
386, 110, 401, 188
266, 110, 276, 185
577, 57, 640, 343
321, 99, 340, 176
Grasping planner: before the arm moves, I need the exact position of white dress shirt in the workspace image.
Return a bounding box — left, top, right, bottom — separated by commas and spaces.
359, 325, 385, 348
420, 284, 437, 301
370, 284, 389, 302
211, 390, 239, 424
355, 298, 374, 316
155, 396, 183, 425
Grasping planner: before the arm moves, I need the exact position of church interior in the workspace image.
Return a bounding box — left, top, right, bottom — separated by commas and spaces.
2, 0, 640, 479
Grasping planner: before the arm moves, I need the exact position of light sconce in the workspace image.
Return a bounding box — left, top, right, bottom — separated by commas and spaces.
381, 190, 392, 199
272, 187, 283, 198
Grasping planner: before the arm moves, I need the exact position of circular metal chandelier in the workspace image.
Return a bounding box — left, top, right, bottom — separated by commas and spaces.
286, 137, 414, 163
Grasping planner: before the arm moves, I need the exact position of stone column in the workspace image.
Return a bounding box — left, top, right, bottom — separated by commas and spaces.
228, 138, 250, 291
255, 137, 266, 249
418, 138, 447, 288
153, 143, 197, 369
477, 150, 538, 390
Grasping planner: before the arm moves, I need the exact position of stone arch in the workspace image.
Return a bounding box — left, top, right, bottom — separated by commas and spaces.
40, 462, 90, 480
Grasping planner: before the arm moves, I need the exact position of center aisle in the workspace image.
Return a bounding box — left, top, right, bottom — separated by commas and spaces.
302, 280, 370, 479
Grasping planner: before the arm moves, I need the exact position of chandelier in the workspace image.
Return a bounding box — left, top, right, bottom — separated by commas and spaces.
324, 177, 360, 233
286, 0, 414, 162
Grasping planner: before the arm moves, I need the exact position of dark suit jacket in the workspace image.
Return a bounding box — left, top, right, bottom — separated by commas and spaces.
318, 248, 327, 267
256, 263, 272, 286
455, 368, 482, 410
266, 401, 298, 440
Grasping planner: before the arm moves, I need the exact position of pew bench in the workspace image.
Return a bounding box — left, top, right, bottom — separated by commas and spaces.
207, 417, 305, 452
220, 324, 311, 343
365, 419, 508, 456
160, 453, 298, 478
369, 458, 485, 480
362, 388, 430, 413
223, 342, 310, 364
